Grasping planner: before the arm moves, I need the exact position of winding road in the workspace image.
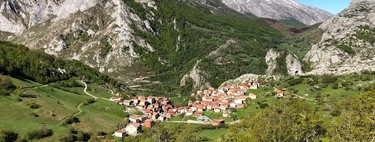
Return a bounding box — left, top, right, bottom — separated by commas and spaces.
80, 80, 111, 101
80, 80, 98, 100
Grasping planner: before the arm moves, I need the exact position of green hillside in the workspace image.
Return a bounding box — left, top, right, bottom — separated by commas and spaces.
125, 0, 283, 96
0, 41, 120, 87
0, 42, 128, 141
0, 75, 126, 142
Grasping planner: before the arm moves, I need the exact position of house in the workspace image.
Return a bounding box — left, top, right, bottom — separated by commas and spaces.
214, 108, 221, 113
140, 115, 148, 122
234, 99, 243, 104
276, 89, 284, 97
249, 93, 257, 100
145, 108, 152, 114
237, 104, 245, 108
206, 104, 213, 111
220, 103, 229, 110
110, 97, 121, 102
123, 100, 133, 106
147, 96, 155, 104
144, 119, 154, 128
158, 115, 166, 121
249, 82, 260, 89
223, 112, 230, 117
129, 116, 140, 123
194, 111, 203, 117
132, 98, 139, 105
196, 105, 205, 112
125, 123, 142, 135
191, 106, 197, 111
139, 99, 149, 107
185, 110, 193, 116
152, 112, 159, 120
230, 102, 237, 108
212, 119, 225, 126
114, 129, 126, 137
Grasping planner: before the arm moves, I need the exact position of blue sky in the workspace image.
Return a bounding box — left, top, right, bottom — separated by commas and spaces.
298, 0, 351, 14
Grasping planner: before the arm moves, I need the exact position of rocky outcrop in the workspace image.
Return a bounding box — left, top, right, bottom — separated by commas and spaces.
0, 0, 155, 81
286, 53, 303, 75
222, 0, 333, 25
220, 74, 261, 87
266, 49, 303, 75
265, 49, 281, 75
304, 0, 375, 75
180, 60, 211, 90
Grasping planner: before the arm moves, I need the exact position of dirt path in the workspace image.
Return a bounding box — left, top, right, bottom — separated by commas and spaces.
80, 80, 98, 100
57, 102, 84, 126
79, 81, 111, 101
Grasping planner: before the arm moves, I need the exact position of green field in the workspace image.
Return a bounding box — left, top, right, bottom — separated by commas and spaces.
0, 75, 125, 141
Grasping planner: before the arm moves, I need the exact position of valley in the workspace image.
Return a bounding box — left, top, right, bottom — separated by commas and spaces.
0, 0, 374, 141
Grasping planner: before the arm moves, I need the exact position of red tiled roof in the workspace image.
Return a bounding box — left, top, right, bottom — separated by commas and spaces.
132, 123, 141, 127
116, 129, 126, 133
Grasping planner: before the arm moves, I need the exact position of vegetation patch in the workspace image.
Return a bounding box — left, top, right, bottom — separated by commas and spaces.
337, 44, 355, 55
355, 25, 375, 44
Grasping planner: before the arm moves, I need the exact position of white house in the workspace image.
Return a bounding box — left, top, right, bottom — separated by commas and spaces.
234, 99, 243, 104
114, 129, 126, 137
125, 123, 142, 135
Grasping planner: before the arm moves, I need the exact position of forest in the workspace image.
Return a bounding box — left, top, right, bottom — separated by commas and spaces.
0, 41, 121, 88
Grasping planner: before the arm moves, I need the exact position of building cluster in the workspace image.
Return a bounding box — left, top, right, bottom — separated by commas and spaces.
187, 82, 259, 117
112, 82, 260, 137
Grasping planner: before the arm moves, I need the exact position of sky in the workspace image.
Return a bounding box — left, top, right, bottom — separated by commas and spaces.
298, 0, 351, 14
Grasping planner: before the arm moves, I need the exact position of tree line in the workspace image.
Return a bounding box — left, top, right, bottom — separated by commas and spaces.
0, 41, 121, 88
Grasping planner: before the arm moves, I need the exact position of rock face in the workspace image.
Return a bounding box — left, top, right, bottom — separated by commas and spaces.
265, 49, 303, 76
304, 0, 375, 75
0, 0, 155, 82
222, 0, 333, 25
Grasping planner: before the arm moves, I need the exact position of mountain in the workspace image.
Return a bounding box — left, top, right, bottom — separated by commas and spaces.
221, 0, 333, 25
0, 0, 291, 95
304, 0, 375, 75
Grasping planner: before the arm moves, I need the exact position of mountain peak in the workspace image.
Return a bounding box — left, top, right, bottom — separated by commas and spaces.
221, 0, 333, 25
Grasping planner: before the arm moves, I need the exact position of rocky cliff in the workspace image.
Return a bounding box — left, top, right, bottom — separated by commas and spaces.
0, 0, 155, 82
304, 0, 375, 75
221, 0, 333, 25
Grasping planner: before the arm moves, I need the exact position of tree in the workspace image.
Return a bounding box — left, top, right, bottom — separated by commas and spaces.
0, 130, 18, 142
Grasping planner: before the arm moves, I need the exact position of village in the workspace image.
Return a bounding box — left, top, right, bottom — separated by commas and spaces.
109, 82, 267, 138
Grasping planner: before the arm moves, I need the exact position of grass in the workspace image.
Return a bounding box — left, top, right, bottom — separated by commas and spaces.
86, 83, 114, 99
0, 75, 126, 140
75, 99, 125, 133
199, 128, 228, 141
203, 112, 232, 122
170, 96, 188, 107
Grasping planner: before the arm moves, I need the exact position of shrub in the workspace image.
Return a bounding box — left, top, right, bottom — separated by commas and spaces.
336, 44, 355, 55
19, 93, 37, 98
27, 126, 53, 140
29, 103, 41, 109
0, 130, 18, 142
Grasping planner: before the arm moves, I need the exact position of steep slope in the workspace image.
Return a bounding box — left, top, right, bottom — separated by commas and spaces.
222, 0, 333, 25
0, 0, 295, 96
0, 0, 155, 82
304, 0, 375, 75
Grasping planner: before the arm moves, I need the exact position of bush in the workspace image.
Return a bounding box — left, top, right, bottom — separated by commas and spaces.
321, 76, 338, 84
19, 93, 37, 98
336, 44, 355, 55
0, 130, 18, 142
0, 77, 16, 96
66, 117, 80, 124
287, 78, 303, 86
27, 126, 53, 140
29, 103, 41, 109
